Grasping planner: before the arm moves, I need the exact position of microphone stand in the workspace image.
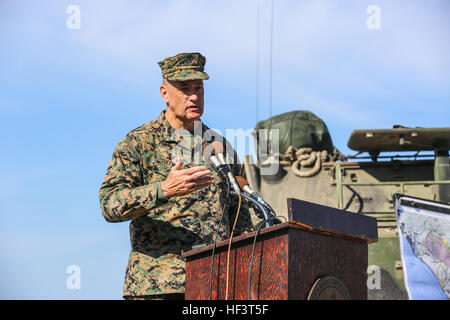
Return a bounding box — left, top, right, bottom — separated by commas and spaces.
230, 191, 275, 228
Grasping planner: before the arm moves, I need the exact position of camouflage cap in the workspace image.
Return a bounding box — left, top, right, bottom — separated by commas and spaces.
158, 52, 210, 81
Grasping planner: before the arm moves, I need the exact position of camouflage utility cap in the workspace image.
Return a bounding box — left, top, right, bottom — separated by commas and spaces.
158, 52, 210, 81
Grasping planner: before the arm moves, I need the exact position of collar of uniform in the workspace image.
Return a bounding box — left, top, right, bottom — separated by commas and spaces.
156, 111, 181, 143
157, 110, 214, 146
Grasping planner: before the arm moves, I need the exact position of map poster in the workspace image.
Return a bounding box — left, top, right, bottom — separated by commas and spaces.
394, 194, 450, 300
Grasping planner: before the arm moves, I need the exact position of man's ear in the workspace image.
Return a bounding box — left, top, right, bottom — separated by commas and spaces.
160, 83, 169, 104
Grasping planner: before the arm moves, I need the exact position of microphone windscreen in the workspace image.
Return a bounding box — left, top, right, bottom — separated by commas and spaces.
202, 141, 225, 162
235, 176, 249, 189
211, 141, 224, 154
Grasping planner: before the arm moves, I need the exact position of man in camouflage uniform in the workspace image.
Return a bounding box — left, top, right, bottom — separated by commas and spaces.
99, 52, 254, 300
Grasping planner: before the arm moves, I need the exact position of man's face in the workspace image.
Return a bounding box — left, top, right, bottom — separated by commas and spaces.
161, 79, 204, 123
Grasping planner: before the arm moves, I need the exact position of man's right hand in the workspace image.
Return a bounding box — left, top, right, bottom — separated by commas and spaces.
160, 160, 214, 198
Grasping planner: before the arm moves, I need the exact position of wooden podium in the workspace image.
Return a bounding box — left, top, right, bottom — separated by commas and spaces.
181, 198, 378, 300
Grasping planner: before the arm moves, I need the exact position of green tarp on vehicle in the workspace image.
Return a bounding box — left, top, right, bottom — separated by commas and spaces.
254, 110, 334, 161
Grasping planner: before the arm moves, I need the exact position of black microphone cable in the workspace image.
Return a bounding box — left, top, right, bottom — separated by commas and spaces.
247, 215, 286, 300
208, 179, 230, 300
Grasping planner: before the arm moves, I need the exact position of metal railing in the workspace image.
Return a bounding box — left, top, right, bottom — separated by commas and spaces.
333, 161, 450, 210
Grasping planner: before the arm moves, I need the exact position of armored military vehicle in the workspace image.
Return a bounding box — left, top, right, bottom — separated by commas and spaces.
242, 110, 450, 300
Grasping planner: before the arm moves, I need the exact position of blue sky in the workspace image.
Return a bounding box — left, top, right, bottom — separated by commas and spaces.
0, 0, 449, 299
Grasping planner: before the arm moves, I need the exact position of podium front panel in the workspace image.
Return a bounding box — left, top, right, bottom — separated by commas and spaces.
184, 226, 289, 300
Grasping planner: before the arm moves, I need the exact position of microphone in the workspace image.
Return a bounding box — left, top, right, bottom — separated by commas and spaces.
203, 141, 240, 193
235, 176, 278, 226
235, 176, 273, 210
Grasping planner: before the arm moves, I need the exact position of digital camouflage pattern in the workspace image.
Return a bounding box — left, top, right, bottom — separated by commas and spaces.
99, 111, 253, 297
158, 52, 210, 81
